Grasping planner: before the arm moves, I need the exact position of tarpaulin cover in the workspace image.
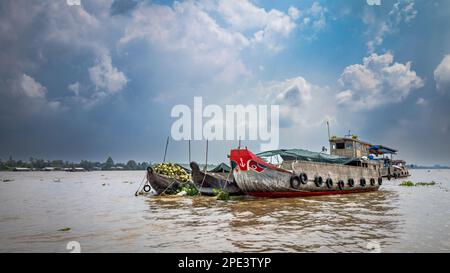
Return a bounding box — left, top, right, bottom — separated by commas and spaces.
368, 145, 397, 155
209, 163, 231, 173
257, 149, 355, 165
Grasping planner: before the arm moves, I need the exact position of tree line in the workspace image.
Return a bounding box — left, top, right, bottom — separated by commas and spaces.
0, 156, 150, 171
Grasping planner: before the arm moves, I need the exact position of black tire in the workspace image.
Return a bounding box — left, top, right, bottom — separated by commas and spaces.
290, 176, 301, 189
326, 178, 333, 189
299, 173, 308, 184
360, 178, 366, 187
370, 178, 376, 186
143, 185, 151, 192
314, 176, 323, 187
378, 177, 383, 185
348, 178, 354, 187
338, 180, 345, 190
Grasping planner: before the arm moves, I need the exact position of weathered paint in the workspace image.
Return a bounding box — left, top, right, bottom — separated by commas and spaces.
190, 162, 244, 196
230, 148, 382, 197
145, 166, 183, 195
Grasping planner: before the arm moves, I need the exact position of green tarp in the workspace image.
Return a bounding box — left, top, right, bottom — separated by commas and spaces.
178, 163, 231, 173
257, 149, 355, 165
209, 163, 231, 173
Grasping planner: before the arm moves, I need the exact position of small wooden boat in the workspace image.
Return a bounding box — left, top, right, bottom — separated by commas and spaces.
143, 166, 184, 195
190, 162, 244, 196
229, 148, 383, 198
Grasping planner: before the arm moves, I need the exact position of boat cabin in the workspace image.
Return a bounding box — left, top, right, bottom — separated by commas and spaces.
329, 137, 372, 158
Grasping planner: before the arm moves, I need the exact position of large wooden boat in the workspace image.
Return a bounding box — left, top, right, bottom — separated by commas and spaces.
190, 162, 244, 196
229, 148, 383, 198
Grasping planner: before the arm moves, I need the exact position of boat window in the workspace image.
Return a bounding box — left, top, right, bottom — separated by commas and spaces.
336, 143, 345, 149
346, 142, 353, 150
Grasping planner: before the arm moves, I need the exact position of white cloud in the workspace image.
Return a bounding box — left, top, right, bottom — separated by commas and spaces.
365, 0, 418, 53
120, 1, 251, 81
337, 52, 424, 110
12, 73, 62, 112
434, 55, 450, 92
288, 7, 300, 20
68, 82, 81, 96
89, 54, 128, 93
250, 76, 334, 128
20, 74, 47, 98
217, 0, 296, 38
416, 97, 428, 106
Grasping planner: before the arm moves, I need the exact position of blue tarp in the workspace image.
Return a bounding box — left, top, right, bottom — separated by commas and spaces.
369, 145, 397, 155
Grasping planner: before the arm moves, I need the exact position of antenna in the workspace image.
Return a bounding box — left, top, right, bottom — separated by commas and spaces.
326, 121, 331, 140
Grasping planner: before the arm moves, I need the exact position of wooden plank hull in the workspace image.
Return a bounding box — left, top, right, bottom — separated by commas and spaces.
230, 149, 382, 198
145, 166, 183, 195
190, 162, 244, 196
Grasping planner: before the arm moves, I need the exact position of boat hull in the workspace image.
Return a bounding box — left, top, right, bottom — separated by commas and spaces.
145, 166, 184, 195
190, 162, 244, 196
230, 149, 382, 198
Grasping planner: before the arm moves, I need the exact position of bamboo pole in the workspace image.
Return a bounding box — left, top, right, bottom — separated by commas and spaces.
163, 136, 169, 162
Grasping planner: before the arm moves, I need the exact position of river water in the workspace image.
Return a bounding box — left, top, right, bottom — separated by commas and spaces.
0, 169, 449, 252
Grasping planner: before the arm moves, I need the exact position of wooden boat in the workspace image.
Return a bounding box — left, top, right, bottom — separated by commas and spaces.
143, 166, 184, 195
190, 161, 244, 196
229, 148, 383, 198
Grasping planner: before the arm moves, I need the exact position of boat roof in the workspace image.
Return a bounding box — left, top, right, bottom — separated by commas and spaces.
257, 149, 355, 165
368, 145, 397, 155
329, 137, 372, 146
209, 163, 231, 173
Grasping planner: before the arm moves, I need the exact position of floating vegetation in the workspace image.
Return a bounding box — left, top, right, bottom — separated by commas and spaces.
400, 181, 436, 187
153, 163, 190, 182
415, 181, 436, 186
58, 227, 71, 232
213, 188, 230, 201
399, 181, 415, 187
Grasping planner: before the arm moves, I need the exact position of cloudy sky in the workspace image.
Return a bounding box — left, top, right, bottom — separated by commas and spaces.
0, 0, 449, 165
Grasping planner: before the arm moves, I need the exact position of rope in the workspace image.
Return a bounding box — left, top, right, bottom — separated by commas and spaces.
160, 179, 179, 195
196, 168, 208, 196
134, 174, 148, 196
221, 171, 233, 191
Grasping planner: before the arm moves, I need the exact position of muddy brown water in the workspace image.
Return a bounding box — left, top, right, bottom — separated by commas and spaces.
0, 169, 449, 252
